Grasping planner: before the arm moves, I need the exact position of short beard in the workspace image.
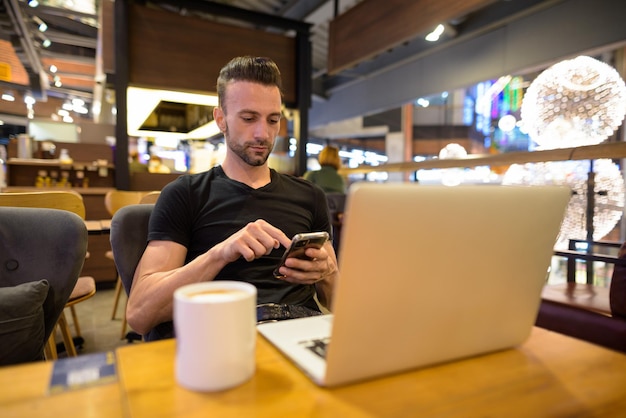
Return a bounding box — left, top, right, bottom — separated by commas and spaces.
223, 123, 274, 167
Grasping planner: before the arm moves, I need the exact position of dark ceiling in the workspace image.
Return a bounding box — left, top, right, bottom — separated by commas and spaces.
0, 0, 565, 129
0, 0, 97, 102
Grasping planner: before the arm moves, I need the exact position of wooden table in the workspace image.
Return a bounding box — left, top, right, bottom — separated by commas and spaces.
84, 219, 111, 235
2, 327, 626, 417
83, 219, 115, 283
0, 360, 123, 418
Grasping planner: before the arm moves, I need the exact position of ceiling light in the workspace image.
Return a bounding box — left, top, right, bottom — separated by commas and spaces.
70, 99, 89, 114
33, 16, 47, 32
425, 24, 445, 42
416, 98, 430, 107
42, 38, 51, 48
127, 86, 218, 138
24, 95, 35, 105
28, 0, 39, 7
1, 92, 15, 101
50, 65, 57, 73
73, 105, 89, 115
60, 98, 89, 115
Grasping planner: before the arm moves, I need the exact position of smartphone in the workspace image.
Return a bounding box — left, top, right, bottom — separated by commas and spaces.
273, 231, 329, 278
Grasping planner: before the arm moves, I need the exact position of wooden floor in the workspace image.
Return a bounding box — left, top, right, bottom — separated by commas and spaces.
51, 284, 140, 357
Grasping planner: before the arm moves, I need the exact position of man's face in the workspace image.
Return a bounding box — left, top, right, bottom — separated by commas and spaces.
215, 81, 282, 167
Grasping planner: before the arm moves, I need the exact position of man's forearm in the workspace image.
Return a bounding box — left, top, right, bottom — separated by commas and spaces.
315, 268, 337, 310
127, 247, 229, 334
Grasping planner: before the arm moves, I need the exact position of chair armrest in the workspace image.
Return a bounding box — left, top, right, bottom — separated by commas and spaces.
553, 249, 626, 265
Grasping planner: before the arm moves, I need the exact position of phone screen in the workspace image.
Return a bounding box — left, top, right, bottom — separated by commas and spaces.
273, 232, 329, 278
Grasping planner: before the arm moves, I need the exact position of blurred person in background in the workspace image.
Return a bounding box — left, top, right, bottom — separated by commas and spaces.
148, 155, 171, 173
303, 145, 346, 194
129, 150, 149, 173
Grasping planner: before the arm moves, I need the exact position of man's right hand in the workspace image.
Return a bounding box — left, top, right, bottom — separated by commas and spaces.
214, 219, 291, 263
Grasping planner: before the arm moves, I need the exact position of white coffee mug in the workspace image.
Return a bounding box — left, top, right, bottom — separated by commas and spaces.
174, 281, 257, 392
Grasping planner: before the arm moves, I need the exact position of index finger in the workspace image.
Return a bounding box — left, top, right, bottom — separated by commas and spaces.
254, 219, 291, 249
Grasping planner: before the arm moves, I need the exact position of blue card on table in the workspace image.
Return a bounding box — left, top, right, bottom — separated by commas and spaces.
49, 351, 117, 394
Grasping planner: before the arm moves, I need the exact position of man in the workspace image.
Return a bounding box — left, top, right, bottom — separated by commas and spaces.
126, 56, 339, 340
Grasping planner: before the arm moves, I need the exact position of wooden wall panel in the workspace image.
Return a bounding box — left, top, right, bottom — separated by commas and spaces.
328, 0, 498, 75
0, 39, 29, 85
127, 4, 297, 105
42, 57, 95, 91
98, 0, 115, 77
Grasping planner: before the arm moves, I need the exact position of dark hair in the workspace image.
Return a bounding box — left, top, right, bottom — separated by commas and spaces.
216, 56, 283, 111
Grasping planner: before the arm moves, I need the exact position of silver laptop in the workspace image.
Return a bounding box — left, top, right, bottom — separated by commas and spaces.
258, 183, 570, 387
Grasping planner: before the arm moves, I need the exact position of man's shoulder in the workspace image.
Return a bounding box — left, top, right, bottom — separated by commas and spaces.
168, 167, 220, 186
273, 170, 318, 189
158, 168, 221, 204
272, 170, 327, 199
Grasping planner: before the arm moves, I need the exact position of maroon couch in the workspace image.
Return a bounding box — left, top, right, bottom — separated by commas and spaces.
536, 242, 626, 353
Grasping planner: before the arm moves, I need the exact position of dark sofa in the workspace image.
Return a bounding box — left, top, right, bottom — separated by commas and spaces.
536, 242, 626, 353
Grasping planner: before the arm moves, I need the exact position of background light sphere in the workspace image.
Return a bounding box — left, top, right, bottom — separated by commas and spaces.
498, 114, 517, 132
502, 159, 625, 249
438, 143, 467, 159
438, 143, 467, 187
521, 56, 626, 149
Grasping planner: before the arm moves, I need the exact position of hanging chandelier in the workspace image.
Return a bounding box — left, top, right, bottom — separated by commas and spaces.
520, 55, 626, 149
503, 159, 625, 249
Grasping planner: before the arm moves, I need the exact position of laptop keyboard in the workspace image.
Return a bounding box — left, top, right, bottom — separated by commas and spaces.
299, 337, 330, 359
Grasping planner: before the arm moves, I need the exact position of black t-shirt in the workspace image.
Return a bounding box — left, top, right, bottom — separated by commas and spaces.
146, 166, 331, 338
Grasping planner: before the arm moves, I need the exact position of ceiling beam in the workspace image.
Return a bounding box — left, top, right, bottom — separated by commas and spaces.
4, 0, 47, 98
147, 0, 312, 33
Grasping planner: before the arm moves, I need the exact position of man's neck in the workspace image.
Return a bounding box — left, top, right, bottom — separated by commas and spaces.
221, 158, 271, 189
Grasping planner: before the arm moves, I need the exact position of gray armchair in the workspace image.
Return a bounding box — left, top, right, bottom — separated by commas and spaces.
325, 192, 346, 257
0, 207, 87, 365
110, 204, 154, 341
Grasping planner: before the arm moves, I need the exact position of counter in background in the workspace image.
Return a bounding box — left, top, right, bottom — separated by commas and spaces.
6, 158, 115, 190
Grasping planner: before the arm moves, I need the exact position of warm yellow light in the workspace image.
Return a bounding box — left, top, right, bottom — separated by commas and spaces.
126, 87, 219, 139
